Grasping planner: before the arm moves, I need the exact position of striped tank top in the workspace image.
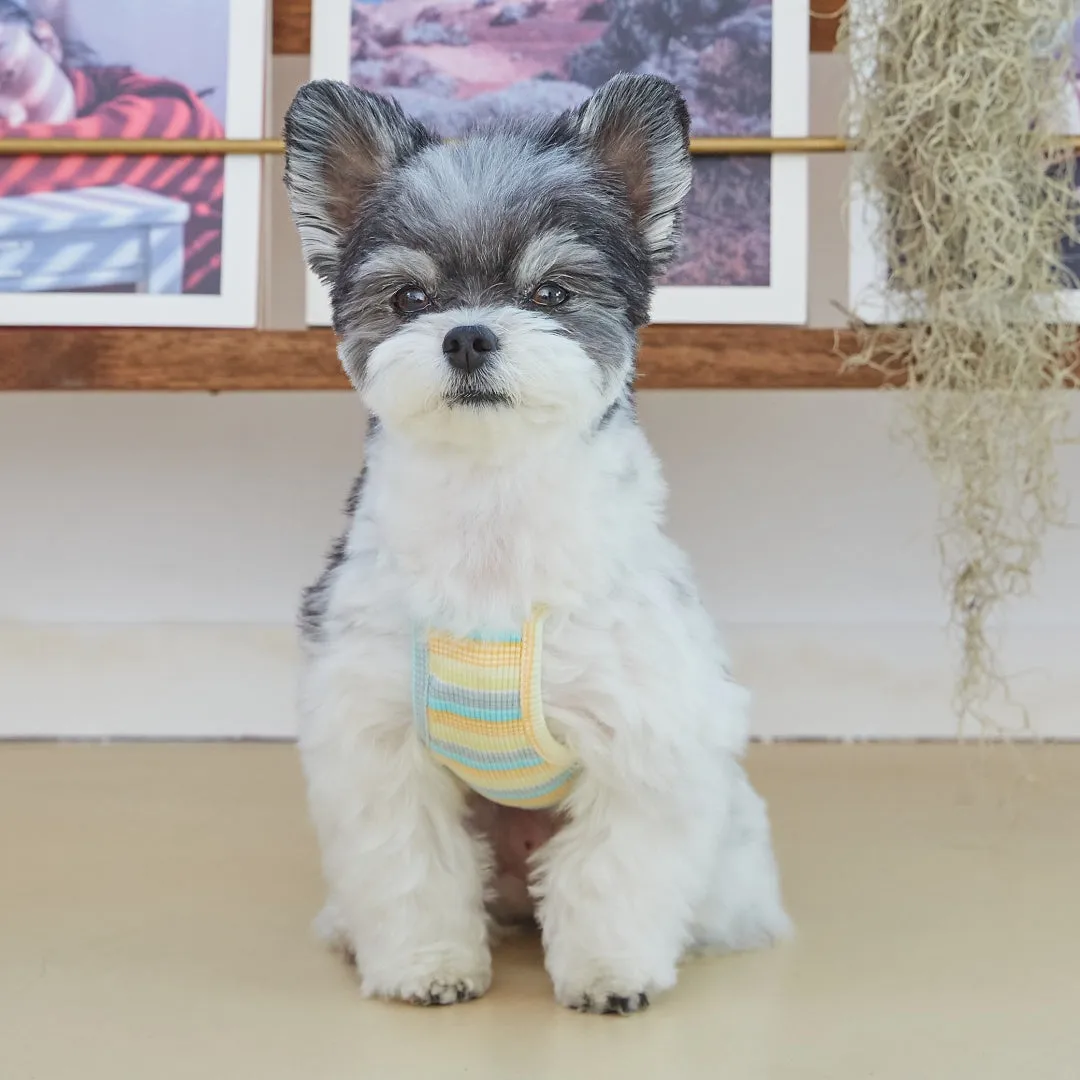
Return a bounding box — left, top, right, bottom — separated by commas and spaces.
412, 608, 579, 809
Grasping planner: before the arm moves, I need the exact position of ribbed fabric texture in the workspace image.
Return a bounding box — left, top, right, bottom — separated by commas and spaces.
412, 609, 578, 809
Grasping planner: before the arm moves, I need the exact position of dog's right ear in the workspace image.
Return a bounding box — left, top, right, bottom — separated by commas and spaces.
283, 81, 434, 283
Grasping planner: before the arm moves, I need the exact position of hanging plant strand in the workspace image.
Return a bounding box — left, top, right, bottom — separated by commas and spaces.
842, 0, 1079, 734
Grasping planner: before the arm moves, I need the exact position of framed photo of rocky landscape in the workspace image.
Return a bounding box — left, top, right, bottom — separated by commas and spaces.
307, 0, 809, 326
0, 0, 267, 328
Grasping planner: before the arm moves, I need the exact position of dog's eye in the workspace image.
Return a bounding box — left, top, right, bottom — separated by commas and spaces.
392, 285, 432, 314
530, 282, 570, 309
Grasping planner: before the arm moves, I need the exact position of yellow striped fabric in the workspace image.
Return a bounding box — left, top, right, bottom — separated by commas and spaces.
412, 608, 578, 809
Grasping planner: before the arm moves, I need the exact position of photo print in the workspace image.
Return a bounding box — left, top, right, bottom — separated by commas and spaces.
0, 0, 268, 327
307, 0, 809, 325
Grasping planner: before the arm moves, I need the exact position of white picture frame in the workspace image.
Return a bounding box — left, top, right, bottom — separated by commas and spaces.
0, 0, 268, 328
848, 5, 1080, 324
306, 0, 809, 327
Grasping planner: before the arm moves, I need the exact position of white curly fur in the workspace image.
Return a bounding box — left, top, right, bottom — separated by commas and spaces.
297, 308, 792, 1014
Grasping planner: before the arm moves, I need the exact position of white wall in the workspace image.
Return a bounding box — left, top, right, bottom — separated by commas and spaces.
2, 55, 1078, 740
3, 390, 1078, 740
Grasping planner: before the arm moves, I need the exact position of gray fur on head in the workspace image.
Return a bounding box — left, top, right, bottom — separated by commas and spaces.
282, 74, 692, 427
283, 80, 436, 284
284, 73, 691, 291
575, 73, 693, 269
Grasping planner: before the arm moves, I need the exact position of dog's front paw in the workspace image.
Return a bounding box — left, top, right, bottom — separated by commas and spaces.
554, 967, 664, 1016
566, 988, 651, 1016
362, 954, 492, 1007
401, 975, 488, 1006
549, 947, 677, 1016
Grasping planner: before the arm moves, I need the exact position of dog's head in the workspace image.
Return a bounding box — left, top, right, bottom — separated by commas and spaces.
284, 74, 691, 449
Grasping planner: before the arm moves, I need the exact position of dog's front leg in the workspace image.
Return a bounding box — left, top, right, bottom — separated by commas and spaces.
301, 655, 491, 1005
534, 776, 708, 1015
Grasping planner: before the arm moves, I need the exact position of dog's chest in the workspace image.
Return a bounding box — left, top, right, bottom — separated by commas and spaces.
405, 597, 643, 796
369, 447, 622, 626
342, 433, 672, 747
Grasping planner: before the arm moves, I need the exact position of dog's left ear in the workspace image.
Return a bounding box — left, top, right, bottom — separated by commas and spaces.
283, 80, 435, 284
573, 73, 693, 272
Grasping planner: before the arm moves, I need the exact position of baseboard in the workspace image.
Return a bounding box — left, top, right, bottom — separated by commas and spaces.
731, 624, 1080, 741
0, 623, 299, 739
2, 622, 1078, 740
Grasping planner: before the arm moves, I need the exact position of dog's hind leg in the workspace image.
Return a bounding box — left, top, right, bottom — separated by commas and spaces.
690, 764, 793, 954
313, 900, 354, 961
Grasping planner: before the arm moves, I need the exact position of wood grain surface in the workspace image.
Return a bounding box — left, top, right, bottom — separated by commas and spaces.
808, 0, 844, 54
273, 0, 314, 57
0, 326, 887, 391
272, 0, 844, 55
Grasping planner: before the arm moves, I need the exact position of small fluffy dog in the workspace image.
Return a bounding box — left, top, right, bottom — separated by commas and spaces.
283, 72, 791, 1015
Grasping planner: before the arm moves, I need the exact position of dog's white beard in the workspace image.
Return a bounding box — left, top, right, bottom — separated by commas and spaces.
297, 370, 791, 1011
360, 306, 611, 452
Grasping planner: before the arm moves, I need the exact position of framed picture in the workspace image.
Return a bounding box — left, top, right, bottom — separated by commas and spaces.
0, 0, 268, 328
1058, 16, 1080, 320
848, 8, 1080, 324
307, 0, 809, 326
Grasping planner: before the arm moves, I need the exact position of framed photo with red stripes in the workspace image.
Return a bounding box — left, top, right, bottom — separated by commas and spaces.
0, 0, 268, 327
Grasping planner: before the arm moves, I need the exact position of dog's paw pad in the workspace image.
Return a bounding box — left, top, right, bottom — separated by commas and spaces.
408, 978, 483, 1006
571, 991, 650, 1016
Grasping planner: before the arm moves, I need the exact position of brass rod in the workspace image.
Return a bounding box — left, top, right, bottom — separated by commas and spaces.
691, 136, 849, 155
0, 135, 846, 157
1, 135, 1078, 157
0, 138, 277, 156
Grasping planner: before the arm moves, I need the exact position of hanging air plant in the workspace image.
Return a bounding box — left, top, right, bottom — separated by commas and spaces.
843, 0, 1079, 733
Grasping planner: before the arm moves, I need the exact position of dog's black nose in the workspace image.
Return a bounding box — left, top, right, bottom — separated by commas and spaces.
443, 325, 498, 373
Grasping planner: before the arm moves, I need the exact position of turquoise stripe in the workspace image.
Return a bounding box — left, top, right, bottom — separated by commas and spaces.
472, 768, 578, 803
429, 739, 545, 771
427, 698, 520, 722
464, 629, 522, 643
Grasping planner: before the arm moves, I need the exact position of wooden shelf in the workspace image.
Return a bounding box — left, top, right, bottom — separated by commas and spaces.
809, 0, 844, 54
0, 326, 887, 391
273, 0, 315, 56
273, 0, 843, 56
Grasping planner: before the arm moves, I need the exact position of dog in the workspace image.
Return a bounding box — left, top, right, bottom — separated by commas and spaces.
282, 72, 791, 1015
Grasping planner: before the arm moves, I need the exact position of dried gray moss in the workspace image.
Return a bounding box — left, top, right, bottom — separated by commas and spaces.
843, 0, 1079, 733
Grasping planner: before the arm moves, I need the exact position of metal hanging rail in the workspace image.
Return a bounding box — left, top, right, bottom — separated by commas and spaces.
0, 136, 845, 157
0, 135, 1076, 157
0, 136, 1075, 157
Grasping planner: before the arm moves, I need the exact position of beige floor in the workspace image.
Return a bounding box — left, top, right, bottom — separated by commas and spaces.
1, 743, 1078, 1080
